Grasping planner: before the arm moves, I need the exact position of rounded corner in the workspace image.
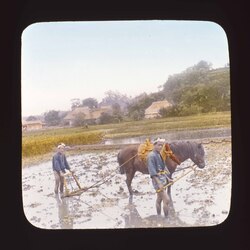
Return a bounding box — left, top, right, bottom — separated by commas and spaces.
21, 204, 52, 230
21, 22, 45, 38
206, 20, 229, 40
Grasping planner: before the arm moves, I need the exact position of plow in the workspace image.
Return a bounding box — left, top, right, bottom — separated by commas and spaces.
61, 163, 198, 198
61, 169, 117, 198
60, 138, 204, 198
62, 171, 87, 198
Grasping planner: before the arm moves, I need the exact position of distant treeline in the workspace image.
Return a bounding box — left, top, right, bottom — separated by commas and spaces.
161, 60, 230, 116
26, 60, 230, 125
127, 60, 230, 119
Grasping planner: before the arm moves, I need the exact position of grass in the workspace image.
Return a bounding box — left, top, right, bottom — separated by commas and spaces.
22, 111, 231, 163
100, 111, 231, 139
22, 131, 104, 158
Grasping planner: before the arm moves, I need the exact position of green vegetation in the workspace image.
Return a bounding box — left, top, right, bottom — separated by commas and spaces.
22, 61, 231, 167
100, 111, 231, 138
22, 111, 231, 159
161, 62, 230, 116
39, 61, 230, 126
22, 131, 104, 158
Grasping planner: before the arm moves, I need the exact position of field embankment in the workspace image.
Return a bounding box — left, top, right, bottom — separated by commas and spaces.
22, 112, 231, 166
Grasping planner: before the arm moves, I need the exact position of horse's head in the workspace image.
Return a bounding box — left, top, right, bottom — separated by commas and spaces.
192, 143, 206, 169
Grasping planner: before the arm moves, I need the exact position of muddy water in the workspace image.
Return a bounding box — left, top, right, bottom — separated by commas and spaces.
22, 139, 231, 229
104, 127, 231, 145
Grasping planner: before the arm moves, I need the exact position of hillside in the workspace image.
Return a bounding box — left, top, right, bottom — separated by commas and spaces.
158, 62, 230, 116
126, 62, 230, 119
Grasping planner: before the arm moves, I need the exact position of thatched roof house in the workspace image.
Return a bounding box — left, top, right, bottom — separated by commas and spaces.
144, 100, 172, 119
63, 107, 90, 121
63, 106, 112, 126
22, 120, 45, 131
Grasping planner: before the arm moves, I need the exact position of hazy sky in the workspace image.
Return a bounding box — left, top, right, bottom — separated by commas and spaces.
21, 20, 229, 117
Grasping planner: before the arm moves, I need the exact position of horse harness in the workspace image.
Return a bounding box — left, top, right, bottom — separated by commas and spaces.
137, 139, 181, 165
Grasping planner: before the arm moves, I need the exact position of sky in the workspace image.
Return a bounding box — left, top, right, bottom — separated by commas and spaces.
21, 20, 229, 117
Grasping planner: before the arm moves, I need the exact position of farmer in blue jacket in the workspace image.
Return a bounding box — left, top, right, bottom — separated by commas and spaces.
52, 143, 71, 195
147, 138, 173, 217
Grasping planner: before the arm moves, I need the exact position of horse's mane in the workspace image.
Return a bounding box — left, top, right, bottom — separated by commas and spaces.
169, 141, 198, 158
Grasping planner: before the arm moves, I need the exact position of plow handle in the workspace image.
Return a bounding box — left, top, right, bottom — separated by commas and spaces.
71, 171, 82, 189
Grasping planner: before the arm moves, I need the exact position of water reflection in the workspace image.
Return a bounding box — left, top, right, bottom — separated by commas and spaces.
124, 203, 142, 228
123, 202, 186, 228
105, 128, 231, 145
55, 195, 74, 229
105, 137, 145, 145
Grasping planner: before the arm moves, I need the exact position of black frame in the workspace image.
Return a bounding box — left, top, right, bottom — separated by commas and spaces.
2, 0, 249, 249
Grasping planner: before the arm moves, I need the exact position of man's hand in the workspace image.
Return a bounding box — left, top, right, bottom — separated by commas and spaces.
167, 176, 174, 184
153, 176, 164, 190
158, 183, 164, 190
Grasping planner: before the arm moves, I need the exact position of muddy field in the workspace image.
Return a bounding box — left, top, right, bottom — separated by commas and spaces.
22, 138, 231, 229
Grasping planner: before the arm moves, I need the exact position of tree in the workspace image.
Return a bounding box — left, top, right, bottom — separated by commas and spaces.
70, 98, 81, 110
99, 112, 114, 124
127, 93, 157, 120
44, 110, 61, 126
112, 103, 123, 123
192, 60, 212, 71
129, 109, 145, 121
160, 60, 230, 115
26, 115, 37, 121
158, 105, 181, 118
82, 98, 98, 109
100, 90, 132, 111
162, 60, 212, 103
72, 113, 86, 127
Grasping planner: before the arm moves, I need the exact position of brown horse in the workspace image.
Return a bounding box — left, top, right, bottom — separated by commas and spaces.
117, 141, 205, 201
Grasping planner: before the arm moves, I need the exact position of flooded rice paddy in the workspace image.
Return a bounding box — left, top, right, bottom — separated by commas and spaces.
22, 137, 231, 229
104, 127, 231, 145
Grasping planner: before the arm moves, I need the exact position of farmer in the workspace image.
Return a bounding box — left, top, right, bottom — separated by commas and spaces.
52, 143, 72, 195
147, 137, 173, 217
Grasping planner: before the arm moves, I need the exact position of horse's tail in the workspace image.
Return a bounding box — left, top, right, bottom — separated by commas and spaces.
117, 151, 125, 174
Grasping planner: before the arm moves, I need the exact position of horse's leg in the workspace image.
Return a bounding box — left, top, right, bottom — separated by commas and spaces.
126, 170, 136, 203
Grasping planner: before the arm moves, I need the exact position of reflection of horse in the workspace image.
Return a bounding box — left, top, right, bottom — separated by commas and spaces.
118, 141, 206, 201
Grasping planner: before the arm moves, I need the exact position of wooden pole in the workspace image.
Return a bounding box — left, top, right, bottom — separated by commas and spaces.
71, 172, 82, 189
156, 164, 197, 193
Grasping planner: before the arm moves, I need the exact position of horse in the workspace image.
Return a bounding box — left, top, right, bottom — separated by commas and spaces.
117, 141, 206, 202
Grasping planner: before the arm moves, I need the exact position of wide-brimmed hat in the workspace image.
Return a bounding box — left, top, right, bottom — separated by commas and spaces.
57, 143, 66, 149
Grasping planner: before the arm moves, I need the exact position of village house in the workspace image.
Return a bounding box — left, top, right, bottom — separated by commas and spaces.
22, 120, 45, 131
144, 100, 172, 119
63, 105, 112, 126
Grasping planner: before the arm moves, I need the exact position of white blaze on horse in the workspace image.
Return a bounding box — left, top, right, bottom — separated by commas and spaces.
117, 140, 206, 201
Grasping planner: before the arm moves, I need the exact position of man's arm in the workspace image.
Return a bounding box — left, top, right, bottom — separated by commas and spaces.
63, 155, 70, 170
152, 175, 164, 189
53, 155, 64, 176
147, 153, 158, 177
